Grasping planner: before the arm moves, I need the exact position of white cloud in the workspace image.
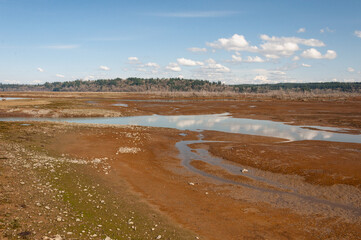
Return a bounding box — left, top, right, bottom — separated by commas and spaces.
301, 48, 337, 59
259, 34, 325, 59
260, 35, 325, 47
84, 75, 95, 81
128, 57, 140, 64
207, 34, 258, 52
297, 28, 306, 33
231, 55, 242, 62
202, 33, 329, 63
254, 75, 269, 83
188, 47, 207, 53
320, 27, 335, 34
264, 54, 280, 59
177, 58, 204, 66
136, 68, 147, 72
99, 65, 110, 71
43, 44, 79, 49
347, 67, 355, 72
145, 62, 160, 68
244, 56, 264, 63
202, 58, 230, 72
354, 30, 361, 38
302, 63, 311, 67
37, 67, 44, 72
166, 63, 181, 72
292, 56, 300, 61
56, 74, 65, 78
3, 79, 20, 84
32, 80, 42, 84
232, 55, 264, 63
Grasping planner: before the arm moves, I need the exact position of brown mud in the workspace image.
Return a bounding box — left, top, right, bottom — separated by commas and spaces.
0, 92, 360, 239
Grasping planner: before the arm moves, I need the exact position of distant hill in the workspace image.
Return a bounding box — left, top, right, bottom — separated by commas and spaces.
1, 78, 360, 93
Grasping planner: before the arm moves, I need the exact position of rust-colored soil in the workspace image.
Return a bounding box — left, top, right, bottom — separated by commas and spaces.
1, 92, 360, 239
47, 125, 361, 240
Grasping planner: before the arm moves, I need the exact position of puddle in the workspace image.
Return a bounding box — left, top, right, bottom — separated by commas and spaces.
112, 103, 128, 107
1, 97, 28, 101
176, 134, 361, 215
0, 113, 360, 144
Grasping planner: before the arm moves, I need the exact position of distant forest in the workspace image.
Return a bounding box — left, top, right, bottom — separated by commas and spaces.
1, 78, 360, 93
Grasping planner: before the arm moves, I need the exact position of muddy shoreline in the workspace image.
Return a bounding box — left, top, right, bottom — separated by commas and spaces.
0, 92, 360, 239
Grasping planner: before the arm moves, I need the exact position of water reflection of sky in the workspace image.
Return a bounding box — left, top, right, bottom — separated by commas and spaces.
112, 103, 128, 107
1, 97, 27, 101
1, 113, 360, 144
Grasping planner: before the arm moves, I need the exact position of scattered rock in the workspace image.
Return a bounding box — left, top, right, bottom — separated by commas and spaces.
18, 231, 31, 238
156, 235, 162, 239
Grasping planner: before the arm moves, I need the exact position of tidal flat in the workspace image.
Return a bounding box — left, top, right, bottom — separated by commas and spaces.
0, 92, 360, 239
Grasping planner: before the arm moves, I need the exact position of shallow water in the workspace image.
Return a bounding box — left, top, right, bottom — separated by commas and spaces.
112, 103, 128, 107
0, 97, 28, 101
176, 135, 361, 216
1, 113, 360, 144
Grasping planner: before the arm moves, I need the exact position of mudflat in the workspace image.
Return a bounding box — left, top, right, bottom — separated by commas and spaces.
0, 92, 360, 239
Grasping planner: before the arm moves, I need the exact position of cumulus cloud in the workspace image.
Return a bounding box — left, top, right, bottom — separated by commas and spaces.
251, 69, 290, 84
347, 67, 355, 72
258, 34, 325, 59
207, 34, 258, 52
99, 65, 110, 71
260, 35, 325, 47
37, 67, 44, 72
232, 55, 264, 63
128, 57, 140, 64
188, 47, 207, 53
166, 63, 181, 72
32, 80, 42, 84
3, 79, 20, 84
202, 58, 230, 73
302, 63, 311, 67
84, 75, 95, 81
177, 58, 204, 66
206, 33, 328, 61
292, 56, 300, 61
244, 56, 264, 63
254, 75, 269, 83
320, 27, 335, 34
301, 48, 337, 59
144, 62, 160, 68
354, 30, 361, 38
297, 28, 306, 33
56, 74, 65, 78
231, 55, 242, 62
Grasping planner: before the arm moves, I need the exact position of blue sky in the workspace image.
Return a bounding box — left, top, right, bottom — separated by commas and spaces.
1, 0, 360, 84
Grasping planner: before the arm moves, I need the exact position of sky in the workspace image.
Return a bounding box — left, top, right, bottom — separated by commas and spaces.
0, 0, 361, 85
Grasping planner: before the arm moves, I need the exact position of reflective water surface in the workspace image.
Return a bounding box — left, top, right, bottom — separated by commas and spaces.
1, 113, 360, 143
112, 103, 128, 107
1, 97, 27, 101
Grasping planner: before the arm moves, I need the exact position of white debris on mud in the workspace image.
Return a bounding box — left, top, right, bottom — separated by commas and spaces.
116, 147, 141, 154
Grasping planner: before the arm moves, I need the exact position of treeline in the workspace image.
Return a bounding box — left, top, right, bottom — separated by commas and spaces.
0, 78, 360, 93
234, 82, 361, 93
